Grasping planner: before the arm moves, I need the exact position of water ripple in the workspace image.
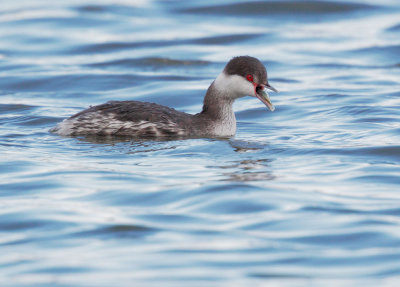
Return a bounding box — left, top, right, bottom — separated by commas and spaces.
178, 1, 378, 16
1, 0, 400, 286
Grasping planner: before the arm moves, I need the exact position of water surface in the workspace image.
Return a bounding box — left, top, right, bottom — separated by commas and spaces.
1, 0, 400, 286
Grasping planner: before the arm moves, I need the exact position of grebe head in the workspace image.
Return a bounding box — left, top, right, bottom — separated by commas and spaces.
214, 56, 277, 111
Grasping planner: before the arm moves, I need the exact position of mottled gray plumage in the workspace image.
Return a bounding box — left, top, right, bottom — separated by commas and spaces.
68, 101, 194, 137
50, 56, 276, 138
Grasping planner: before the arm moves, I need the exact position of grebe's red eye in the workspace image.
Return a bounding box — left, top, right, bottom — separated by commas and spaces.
246, 74, 254, 82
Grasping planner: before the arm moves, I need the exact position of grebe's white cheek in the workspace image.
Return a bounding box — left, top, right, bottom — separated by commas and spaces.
215, 73, 254, 99
236, 77, 255, 98
222, 75, 254, 98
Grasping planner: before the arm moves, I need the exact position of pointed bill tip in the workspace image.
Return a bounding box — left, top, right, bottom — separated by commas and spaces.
266, 83, 278, 93
255, 89, 275, 112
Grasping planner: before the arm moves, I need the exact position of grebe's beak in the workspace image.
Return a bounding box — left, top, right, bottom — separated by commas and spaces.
255, 83, 277, 112
265, 83, 278, 93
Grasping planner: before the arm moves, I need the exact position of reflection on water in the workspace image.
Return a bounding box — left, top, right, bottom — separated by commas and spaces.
220, 159, 275, 182
1, 0, 400, 286
229, 139, 268, 152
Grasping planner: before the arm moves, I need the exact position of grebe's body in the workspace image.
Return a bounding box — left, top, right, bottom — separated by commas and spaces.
51, 56, 277, 138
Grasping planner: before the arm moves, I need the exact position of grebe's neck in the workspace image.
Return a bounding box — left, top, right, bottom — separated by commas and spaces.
200, 73, 236, 120
197, 73, 237, 136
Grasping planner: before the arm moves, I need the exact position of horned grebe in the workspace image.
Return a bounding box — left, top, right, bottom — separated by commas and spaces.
50, 56, 277, 138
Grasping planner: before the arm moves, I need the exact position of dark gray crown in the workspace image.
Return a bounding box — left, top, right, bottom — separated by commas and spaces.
223, 56, 267, 84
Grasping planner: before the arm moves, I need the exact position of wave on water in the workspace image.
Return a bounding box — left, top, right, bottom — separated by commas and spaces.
0, 0, 400, 286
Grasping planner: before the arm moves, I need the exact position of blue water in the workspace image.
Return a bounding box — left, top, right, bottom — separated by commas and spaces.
1, 0, 400, 286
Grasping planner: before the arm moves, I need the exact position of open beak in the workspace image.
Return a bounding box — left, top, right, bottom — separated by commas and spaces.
255, 83, 277, 112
